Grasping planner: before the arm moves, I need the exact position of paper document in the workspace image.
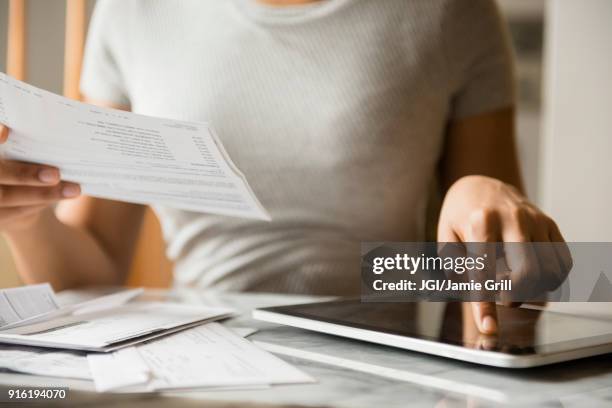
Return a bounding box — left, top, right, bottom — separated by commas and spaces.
0, 284, 60, 327
0, 346, 90, 380
88, 323, 314, 392
0, 324, 255, 382
0, 285, 142, 330
230, 327, 258, 338
0, 72, 269, 220
0, 301, 234, 352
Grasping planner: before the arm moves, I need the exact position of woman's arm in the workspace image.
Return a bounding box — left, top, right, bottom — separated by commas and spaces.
437, 107, 571, 334
4, 101, 146, 291
6, 199, 145, 290
440, 107, 523, 192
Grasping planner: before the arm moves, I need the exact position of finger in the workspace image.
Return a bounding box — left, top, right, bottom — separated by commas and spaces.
465, 209, 501, 243
549, 220, 573, 274
0, 183, 81, 206
471, 301, 498, 335
0, 125, 8, 144
503, 242, 539, 301
497, 255, 517, 307
437, 227, 467, 283
0, 161, 61, 186
502, 208, 540, 301
465, 210, 500, 332
532, 218, 564, 291
476, 334, 497, 351
437, 222, 461, 243
0, 204, 48, 225
465, 209, 499, 301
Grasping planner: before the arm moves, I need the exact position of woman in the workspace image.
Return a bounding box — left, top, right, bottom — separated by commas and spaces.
0, 0, 568, 334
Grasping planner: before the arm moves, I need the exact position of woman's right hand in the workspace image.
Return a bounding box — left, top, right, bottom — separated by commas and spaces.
0, 124, 81, 233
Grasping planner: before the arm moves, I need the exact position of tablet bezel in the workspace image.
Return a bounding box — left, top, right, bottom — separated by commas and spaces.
252, 300, 612, 368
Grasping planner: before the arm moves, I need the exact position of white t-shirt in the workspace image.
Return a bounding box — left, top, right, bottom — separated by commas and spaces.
80, 0, 515, 295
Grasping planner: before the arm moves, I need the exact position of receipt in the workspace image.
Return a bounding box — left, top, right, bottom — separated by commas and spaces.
0, 73, 269, 220
0, 284, 59, 327
0, 286, 142, 331
0, 346, 91, 380
88, 323, 314, 392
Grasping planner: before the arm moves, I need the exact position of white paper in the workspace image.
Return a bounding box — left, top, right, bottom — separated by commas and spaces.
0, 346, 91, 380
0, 284, 59, 327
230, 327, 258, 338
0, 323, 255, 383
86, 348, 149, 390
0, 302, 234, 351
0, 73, 269, 220
88, 323, 314, 392
0, 287, 143, 330
71, 288, 144, 315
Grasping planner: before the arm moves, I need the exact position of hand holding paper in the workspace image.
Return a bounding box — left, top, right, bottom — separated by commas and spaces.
0, 73, 269, 220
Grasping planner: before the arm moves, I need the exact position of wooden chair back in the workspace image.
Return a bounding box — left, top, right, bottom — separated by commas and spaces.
6, 0, 173, 288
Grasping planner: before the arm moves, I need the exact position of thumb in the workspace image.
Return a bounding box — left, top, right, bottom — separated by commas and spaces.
0, 124, 8, 143
471, 301, 498, 335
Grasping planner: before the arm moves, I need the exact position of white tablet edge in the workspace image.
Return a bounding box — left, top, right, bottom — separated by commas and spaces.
252, 309, 612, 368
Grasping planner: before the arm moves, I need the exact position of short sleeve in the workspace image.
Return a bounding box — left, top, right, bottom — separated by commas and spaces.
80, 0, 130, 106
443, 0, 516, 119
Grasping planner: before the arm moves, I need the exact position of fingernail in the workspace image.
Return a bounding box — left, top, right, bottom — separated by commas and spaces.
39, 168, 60, 184
482, 316, 497, 333
482, 338, 497, 351
62, 184, 81, 198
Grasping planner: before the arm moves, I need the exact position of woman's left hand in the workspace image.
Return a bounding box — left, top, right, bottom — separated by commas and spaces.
437, 175, 572, 334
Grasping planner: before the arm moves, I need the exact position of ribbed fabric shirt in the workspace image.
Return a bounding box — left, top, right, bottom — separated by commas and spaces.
80, 0, 515, 295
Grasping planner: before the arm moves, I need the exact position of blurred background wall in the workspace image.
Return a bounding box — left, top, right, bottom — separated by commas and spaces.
0, 0, 609, 288
541, 0, 612, 242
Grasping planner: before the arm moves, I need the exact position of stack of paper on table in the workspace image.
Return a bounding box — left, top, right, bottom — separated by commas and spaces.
87, 323, 314, 392
0, 326, 257, 382
0, 284, 233, 352
0, 72, 269, 220
0, 285, 312, 392
0, 321, 313, 392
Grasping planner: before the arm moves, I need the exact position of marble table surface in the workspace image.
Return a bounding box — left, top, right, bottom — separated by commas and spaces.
1, 287, 612, 408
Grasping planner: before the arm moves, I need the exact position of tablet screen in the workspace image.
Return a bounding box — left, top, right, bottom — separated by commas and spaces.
262, 301, 612, 355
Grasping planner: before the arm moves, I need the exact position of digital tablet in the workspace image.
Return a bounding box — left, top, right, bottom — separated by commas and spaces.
252, 300, 612, 368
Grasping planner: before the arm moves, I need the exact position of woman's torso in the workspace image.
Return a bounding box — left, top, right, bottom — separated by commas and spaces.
83, 0, 467, 294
